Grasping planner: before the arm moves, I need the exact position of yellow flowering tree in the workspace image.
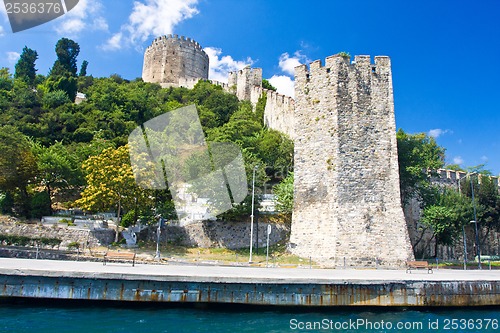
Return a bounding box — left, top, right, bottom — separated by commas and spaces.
76, 145, 152, 241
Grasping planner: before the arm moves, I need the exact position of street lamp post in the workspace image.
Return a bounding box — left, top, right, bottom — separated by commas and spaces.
462, 225, 467, 270
249, 165, 258, 263
458, 172, 481, 270
155, 216, 163, 261
469, 174, 481, 269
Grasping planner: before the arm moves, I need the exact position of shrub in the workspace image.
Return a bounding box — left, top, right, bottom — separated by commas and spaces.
30, 191, 51, 219
68, 241, 80, 249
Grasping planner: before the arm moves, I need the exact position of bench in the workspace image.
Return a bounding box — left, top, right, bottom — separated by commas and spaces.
103, 251, 136, 266
406, 261, 432, 273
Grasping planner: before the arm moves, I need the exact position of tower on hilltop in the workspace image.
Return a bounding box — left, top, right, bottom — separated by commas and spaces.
289, 54, 414, 268
142, 34, 209, 88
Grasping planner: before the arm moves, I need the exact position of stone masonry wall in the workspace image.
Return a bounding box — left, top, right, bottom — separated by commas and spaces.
142, 35, 209, 88
0, 219, 114, 249
139, 221, 289, 250
289, 55, 414, 268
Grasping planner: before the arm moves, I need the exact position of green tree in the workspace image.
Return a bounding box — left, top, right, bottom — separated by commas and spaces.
460, 173, 500, 243
262, 79, 277, 91
50, 38, 80, 76
47, 38, 80, 101
255, 93, 266, 125
31, 141, 82, 213
274, 172, 294, 214
42, 89, 71, 109
14, 46, 38, 86
0, 126, 37, 216
30, 191, 52, 219
79, 60, 88, 77
396, 129, 445, 206
419, 188, 473, 257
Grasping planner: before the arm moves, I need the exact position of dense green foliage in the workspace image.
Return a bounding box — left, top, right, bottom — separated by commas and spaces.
0, 39, 293, 220
273, 172, 294, 214
396, 129, 445, 206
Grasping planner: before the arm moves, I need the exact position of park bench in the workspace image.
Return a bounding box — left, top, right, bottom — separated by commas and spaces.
406, 261, 433, 274
103, 250, 136, 267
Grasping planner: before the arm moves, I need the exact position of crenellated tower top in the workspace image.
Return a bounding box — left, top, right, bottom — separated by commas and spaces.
142, 35, 209, 88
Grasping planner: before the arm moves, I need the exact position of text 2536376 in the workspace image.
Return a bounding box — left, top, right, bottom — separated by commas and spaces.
5, 2, 63, 15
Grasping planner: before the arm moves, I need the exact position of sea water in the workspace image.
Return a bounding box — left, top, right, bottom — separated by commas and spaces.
0, 301, 498, 333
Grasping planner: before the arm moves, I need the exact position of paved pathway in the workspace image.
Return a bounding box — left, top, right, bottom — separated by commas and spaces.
0, 258, 498, 284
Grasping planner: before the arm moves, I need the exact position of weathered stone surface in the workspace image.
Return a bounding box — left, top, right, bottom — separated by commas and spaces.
139, 221, 289, 250
142, 34, 209, 88
289, 55, 414, 268
0, 220, 114, 248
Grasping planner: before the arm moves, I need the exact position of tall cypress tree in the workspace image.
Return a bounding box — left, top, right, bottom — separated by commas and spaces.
50, 38, 80, 76
47, 38, 81, 101
14, 46, 38, 86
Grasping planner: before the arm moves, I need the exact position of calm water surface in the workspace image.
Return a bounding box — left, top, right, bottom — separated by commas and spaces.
0, 301, 498, 333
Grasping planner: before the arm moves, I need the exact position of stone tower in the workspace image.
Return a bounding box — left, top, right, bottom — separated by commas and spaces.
142, 34, 209, 88
289, 55, 414, 268
228, 67, 263, 101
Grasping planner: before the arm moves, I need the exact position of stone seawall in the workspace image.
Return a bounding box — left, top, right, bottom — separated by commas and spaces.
1, 259, 499, 306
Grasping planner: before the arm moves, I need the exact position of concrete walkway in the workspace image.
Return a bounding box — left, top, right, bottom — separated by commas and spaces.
0, 258, 498, 284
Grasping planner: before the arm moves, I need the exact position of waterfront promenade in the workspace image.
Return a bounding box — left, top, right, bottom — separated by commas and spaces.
0, 258, 499, 306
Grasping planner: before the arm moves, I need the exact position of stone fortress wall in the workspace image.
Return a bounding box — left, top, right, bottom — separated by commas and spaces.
289, 55, 414, 268
142, 34, 209, 88
227, 67, 295, 138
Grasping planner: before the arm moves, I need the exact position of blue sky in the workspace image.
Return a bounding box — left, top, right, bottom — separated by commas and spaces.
1, 0, 499, 175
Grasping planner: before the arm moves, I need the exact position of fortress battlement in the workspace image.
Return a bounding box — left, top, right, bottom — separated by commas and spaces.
295, 54, 391, 80
434, 169, 500, 189
147, 34, 204, 52
263, 88, 294, 107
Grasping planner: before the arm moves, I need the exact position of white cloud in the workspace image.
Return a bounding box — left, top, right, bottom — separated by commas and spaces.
204, 47, 254, 83
54, 0, 108, 36
453, 156, 464, 165
103, 0, 198, 51
104, 32, 123, 51
6, 51, 20, 65
278, 51, 309, 76
0, 3, 8, 36
264, 51, 309, 98
428, 128, 451, 138
269, 75, 295, 98
481, 155, 489, 162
